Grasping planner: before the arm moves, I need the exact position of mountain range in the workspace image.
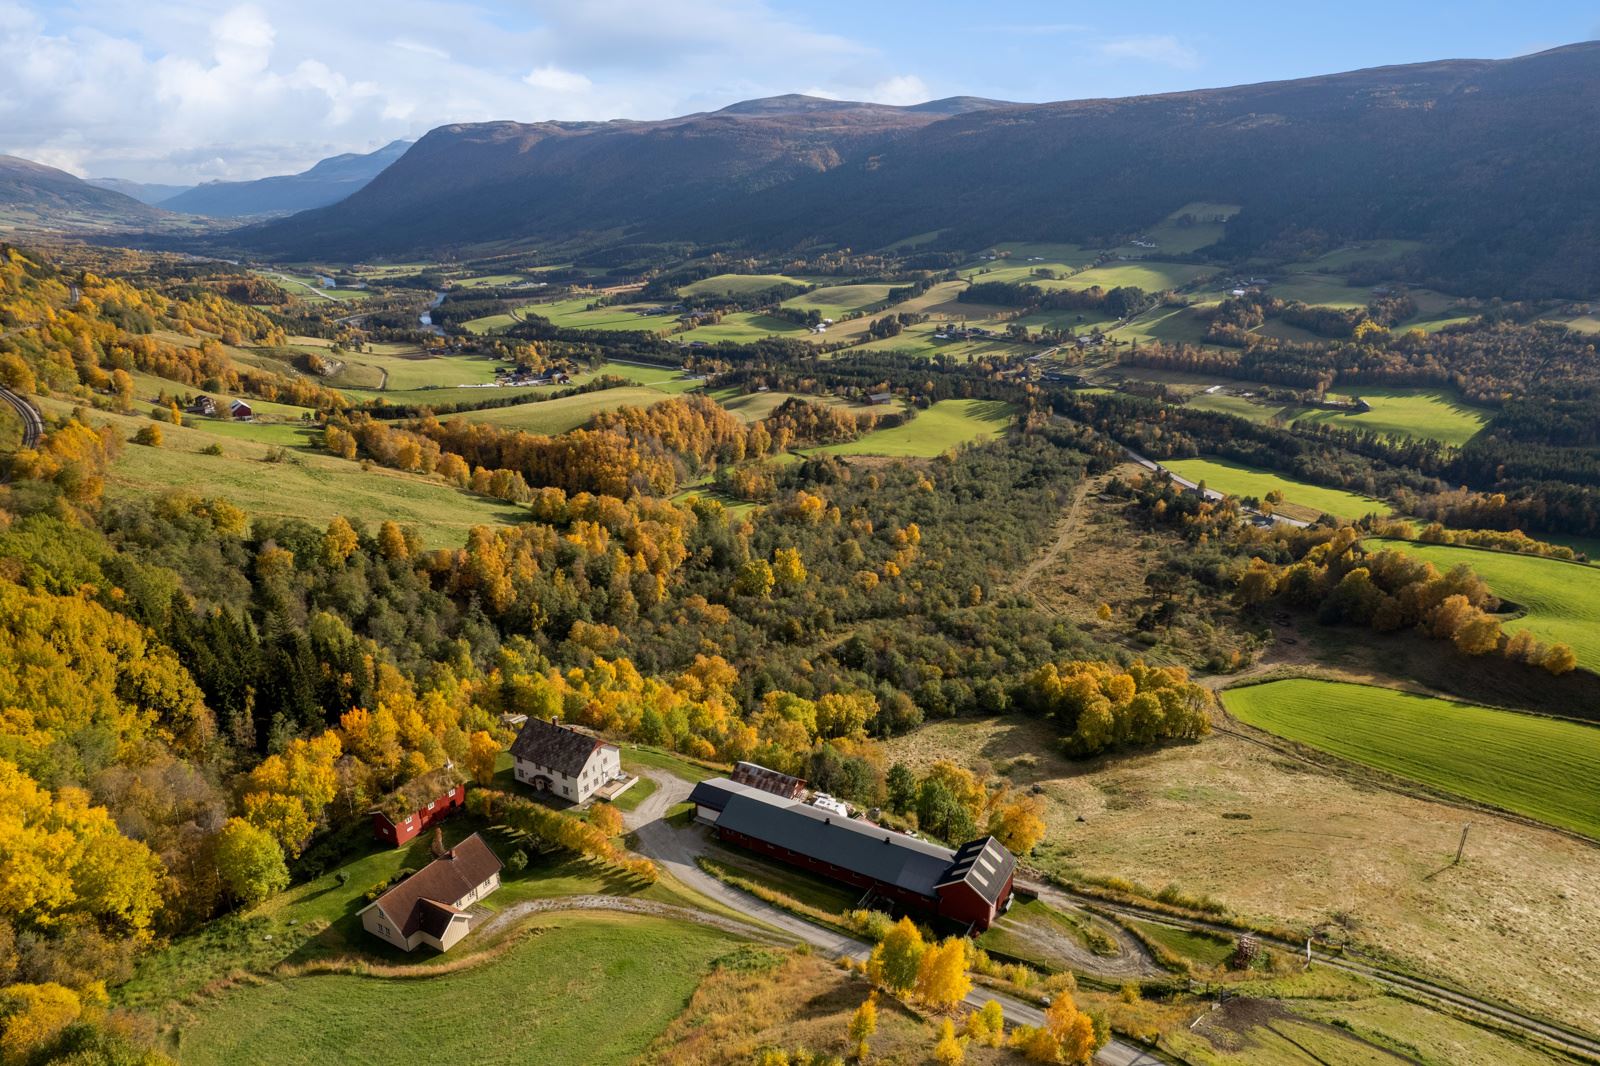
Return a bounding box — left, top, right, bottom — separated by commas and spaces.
157, 140, 413, 218
87, 177, 194, 205
0, 155, 166, 230
231, 44, 1600, 297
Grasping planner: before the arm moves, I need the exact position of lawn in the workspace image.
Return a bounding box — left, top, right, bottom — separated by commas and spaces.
811, 399, 1014, 458
1161, 457, 1392, 522
172, 912, 740, 1066
458, 386, 673, 434
1059, 261, 1215, 293
1369, 537, 1600, 671
1222, 679, 1600, 838
678, 273, 808, 297
780, 283, 894, 319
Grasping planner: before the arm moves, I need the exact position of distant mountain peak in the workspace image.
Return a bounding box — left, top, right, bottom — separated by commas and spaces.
714, 94, 879, 116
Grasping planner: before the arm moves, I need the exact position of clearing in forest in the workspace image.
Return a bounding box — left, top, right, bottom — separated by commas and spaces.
811, 398, 1013, 458
1223, 678, 1600, 838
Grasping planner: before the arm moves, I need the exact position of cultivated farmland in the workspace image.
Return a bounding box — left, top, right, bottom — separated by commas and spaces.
1369, 537, 1600, 671
1160, 457, 1393, 522
1223, 678, 1600, 838
458, 386, 674, 435
678, 273, 808, 297
811, 398, 1013, 457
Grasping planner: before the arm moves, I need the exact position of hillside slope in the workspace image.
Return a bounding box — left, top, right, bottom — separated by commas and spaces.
234, 45, 1600, 296
161, 140, 413, 218
0, 155, 167, 231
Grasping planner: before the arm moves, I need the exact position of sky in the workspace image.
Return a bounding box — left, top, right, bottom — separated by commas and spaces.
4, 0, 1597, 184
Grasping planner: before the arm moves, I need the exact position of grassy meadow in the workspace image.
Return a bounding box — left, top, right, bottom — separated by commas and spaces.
173, 912, 739, 1066
1291, 388, 1489, 446
1128, 202, 1239, 255
680, 312, 809, 344
811, 398, 1013, 457
1223, 679, 1600, 838
780, 283, 894, 319
678, 273, 808, 297
1369, 538, 1600, 671
1160, 457, 1393, 522
1061, 261, 1215, 293
458, 386, 674, 435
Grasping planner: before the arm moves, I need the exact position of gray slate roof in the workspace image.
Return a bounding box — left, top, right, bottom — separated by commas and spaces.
715, 792, 956, 900
936, 836, 1017, 906
509, 717, 604, 777
688, 776, 793, 813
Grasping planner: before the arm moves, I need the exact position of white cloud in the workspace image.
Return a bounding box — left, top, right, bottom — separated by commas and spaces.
1097, 34, 1200, 70
0, 0, 929, 183
523, 65, 591, 94
868, 74, 929, 106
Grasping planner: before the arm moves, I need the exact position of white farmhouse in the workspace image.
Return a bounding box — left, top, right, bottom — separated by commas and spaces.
359, 833, 502, 952
509, 717, 633, 804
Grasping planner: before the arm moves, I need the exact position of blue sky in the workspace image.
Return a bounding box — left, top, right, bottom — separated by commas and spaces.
4, 0, 1596, 183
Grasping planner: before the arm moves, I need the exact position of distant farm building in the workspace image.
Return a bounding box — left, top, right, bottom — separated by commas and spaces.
370, 773, 468, 847
688, 777, 1017, 932
866, 392, 894, 406
359, 832, 502, 952
510, 717, 636, 804
188, 395, 217, 416
229, 399, 252, 419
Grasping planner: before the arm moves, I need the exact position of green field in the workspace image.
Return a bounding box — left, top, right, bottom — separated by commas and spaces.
1291, 240, 1425, 272
680, 312, 808, 344
1111, 305, 1213, 345
458, 387, 674, 434
1060, 261, 1215, 293
174, 912, 738, 1066
1266, 273, 1375, 309
1161, 457, 1393, 522
780, 283, 894, 319
678, 273, 808, 297
1291, 388, 1488, 446
710, 389, 884, 423
1128, 201, 1239, 255
507, 297, 676, 336
1370, 538, 1600, 671
1223, 679, 1600, 838
812, 398, 1013, 458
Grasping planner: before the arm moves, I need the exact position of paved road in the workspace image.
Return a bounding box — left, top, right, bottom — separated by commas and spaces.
626, 770, 1169, 1066
0, 386, 43, 449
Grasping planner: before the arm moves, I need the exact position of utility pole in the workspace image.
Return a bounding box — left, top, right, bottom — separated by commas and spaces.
1453, 822, 1472, 865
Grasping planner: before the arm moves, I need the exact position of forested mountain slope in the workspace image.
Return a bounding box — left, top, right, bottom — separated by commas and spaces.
234, 44, 1600, 297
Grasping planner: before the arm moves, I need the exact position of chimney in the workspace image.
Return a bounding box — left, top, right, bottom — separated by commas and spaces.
431, 827, 447, 860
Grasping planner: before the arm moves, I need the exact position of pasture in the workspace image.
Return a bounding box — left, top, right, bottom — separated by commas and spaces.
1291, 239, 1424, 272
518, 297, 677, 335
1160, 456, 1393, 521
881, 714, 1600, 1036
34, 397, 521, 547
1291, 388, 1488, 446
677, 273, 808, 297
173, 912, 739, 1066
710, 389, 884, 423
812, 398, 1013, 457
1369, 537, 1600, 671
458, 386, 673, 435
780, 283, 894, 319
1060, 261, 1215, 293
1222, 679, 1600, 838
1110, 305, 1213, 346
1128, 201, 1239, 255
1266, 273, 1374, 309
679, 312, 808, 344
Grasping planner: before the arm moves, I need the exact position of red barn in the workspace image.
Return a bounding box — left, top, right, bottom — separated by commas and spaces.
371, 777, 468, 847
688, 777, 1016, 932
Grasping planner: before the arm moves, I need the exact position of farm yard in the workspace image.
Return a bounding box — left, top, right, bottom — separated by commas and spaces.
1369, 537, 1600, 671
1159, 456, 1393, 522
1222, 678, 1600, 838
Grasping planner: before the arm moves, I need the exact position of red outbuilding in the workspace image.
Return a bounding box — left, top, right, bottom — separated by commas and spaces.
370, 775, 468, 847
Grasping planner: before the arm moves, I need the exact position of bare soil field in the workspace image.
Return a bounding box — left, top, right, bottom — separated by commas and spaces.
883, 715, 1600, 1036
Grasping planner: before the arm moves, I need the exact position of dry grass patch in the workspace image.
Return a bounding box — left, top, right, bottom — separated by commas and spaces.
883, 716, 1600, 1035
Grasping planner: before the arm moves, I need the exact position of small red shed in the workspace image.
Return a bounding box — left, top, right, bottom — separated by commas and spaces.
371, 777, 468, 847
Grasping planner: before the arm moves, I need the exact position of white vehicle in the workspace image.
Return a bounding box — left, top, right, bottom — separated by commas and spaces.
809, 792, 849, 817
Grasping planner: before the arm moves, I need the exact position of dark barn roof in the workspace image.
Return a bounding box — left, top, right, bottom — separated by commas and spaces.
372, 832, 502, 937
936, 836, 1016, 906
716, 792, 956, 900
688, 776, 794, 814
509, 717, 605, 777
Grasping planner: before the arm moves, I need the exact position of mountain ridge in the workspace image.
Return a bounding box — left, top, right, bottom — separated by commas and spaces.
159, 140, 414, 219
